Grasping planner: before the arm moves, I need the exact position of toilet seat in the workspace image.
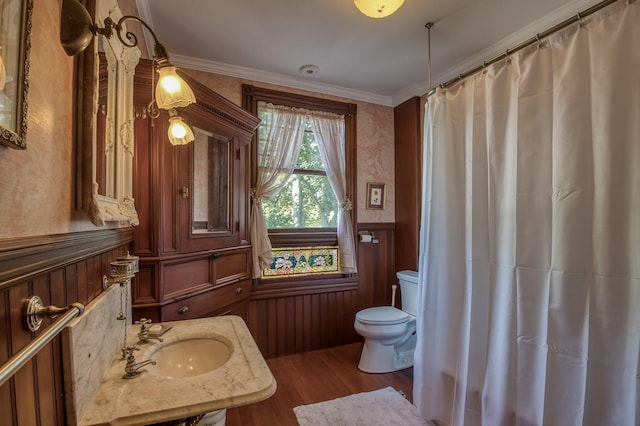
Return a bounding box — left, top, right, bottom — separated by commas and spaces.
356, 306, 410, 325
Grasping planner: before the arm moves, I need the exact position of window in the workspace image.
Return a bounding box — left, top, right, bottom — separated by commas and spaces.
258, 115, 339, 229
243, 85, 357, 248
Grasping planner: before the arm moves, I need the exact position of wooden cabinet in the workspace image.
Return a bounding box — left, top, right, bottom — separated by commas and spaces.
131, 58, 260, 322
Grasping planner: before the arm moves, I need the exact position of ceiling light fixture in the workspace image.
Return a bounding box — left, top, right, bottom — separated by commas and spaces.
354, 0, 405, 18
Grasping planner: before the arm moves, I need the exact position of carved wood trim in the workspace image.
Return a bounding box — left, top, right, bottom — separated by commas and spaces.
0, 228, 133, 290
134, 59, 261, 138
242, 85, 357, 116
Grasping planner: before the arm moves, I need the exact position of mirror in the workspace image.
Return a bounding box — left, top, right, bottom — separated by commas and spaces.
76, 0, 140, 226
192, 126, 231, 234
95, 50, 109, 197
0, 0, 32, 149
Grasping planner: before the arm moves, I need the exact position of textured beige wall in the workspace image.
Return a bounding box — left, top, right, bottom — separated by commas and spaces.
182, 69, 396, 224
0, 0, 102, 239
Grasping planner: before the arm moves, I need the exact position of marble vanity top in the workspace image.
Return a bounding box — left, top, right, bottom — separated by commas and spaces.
79, 316, 276, 425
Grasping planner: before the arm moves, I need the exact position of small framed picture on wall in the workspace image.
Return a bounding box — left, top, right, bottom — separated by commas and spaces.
366, 182, 386, 210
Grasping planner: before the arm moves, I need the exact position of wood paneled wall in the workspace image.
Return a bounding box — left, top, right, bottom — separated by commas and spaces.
0, 229, 133, 426
357, 223, 397, 309
247, 223, 395, 359
394, 97, 422, 272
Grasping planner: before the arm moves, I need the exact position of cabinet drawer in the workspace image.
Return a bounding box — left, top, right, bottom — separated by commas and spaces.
161, 291, 215, 321
161, 279, 251, 321
214, 250, 250, 284
212, 279, 251, 307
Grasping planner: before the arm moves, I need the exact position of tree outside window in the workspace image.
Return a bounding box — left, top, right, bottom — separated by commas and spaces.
259, 118, 339, 229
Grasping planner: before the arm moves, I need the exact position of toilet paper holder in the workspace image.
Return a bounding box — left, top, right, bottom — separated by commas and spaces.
358, 230, 376, 243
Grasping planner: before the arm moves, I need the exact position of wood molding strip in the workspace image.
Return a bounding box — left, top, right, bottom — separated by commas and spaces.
249, 278, 359, 300
0, 229, 133, 291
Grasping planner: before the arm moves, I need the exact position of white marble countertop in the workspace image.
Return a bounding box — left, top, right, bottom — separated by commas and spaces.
79, 316, 276, 425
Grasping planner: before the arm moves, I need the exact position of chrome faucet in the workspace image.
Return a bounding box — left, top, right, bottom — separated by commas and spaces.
122, 346, 156, 379
135, 318, 163, 343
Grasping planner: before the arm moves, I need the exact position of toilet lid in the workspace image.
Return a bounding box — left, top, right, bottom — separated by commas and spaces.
356, 306, 410, 325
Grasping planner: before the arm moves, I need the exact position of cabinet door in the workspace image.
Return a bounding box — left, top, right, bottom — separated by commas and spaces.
177, 110, 246, 253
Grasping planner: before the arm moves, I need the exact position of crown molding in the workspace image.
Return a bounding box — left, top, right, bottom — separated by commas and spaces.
137, 0, 602, 108
171, 54, 393, 107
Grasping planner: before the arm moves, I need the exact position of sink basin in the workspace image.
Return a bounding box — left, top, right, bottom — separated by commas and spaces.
79, 317, 276, 426
147, 337, 232, 378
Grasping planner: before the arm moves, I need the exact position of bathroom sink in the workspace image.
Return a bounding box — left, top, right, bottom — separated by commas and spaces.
147, 337, 232, 378
79, 316, 276, 426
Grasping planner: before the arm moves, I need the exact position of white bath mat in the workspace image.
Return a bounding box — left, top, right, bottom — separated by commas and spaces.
293, 386, 427, 425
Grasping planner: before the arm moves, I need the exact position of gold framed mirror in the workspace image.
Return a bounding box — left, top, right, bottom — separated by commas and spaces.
75, 0, 140, 226
0, 0, 32, 149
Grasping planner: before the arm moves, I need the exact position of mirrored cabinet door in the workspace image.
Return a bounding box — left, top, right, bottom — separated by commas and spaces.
192, 126, 232, 235
177, 110, 243, 253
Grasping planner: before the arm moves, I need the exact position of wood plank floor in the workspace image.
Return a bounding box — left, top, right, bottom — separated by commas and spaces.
225, 342, 414, 426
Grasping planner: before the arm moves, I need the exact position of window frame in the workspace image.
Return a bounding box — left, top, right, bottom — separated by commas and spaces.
242, 84, 357, 256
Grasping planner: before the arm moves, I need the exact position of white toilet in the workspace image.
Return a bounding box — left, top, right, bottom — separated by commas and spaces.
354, 270, 419, 373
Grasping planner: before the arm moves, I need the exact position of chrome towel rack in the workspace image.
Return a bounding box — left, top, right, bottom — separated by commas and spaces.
0, 296, 85, 387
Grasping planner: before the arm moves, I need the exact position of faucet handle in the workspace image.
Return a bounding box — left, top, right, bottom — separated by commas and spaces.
135, 319, 152, 337
121, 345, 137, 360
135, 318, 152, 327
123, 345, 139, 359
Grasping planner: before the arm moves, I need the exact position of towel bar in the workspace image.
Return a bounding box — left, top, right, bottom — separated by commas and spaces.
0, 296, 84, 387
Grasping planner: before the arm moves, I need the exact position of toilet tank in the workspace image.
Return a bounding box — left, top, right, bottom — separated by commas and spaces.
397, 270, 419, 316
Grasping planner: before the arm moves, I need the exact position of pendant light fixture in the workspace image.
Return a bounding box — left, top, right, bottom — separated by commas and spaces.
354, 0, 405, 18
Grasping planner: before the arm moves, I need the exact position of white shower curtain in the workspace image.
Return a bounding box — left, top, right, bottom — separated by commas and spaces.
415, 2, 640, 425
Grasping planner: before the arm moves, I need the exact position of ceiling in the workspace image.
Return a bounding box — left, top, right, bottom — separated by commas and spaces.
135, 0, 599, 106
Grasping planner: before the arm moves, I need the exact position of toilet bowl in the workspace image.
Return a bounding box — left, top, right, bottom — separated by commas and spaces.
354, 270, 419, 373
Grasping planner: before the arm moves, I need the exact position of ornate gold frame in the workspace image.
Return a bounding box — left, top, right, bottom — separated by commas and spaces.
0, 0, 32, 149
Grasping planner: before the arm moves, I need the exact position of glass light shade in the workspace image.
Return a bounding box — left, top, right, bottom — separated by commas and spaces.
155, 66, 196, 110
167, 113, 195, 145
354, 0, 405, 18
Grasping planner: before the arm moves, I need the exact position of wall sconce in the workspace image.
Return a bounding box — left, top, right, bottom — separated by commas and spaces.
140, 63, 194, 146
60, 0, 196, 141
354, 0, 405, 18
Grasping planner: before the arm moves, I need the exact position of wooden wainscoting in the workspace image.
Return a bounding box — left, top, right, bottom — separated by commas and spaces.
0, 228, 133, 426
247, 223, 395, 359
357, 223, 396, 309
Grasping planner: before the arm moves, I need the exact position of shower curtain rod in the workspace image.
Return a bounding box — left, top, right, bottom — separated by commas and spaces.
428, 0, 620, 96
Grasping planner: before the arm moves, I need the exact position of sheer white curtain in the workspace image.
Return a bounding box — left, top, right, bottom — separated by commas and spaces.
415, 2, 640, 425
309, 112, 357, 273
251, 102, 306, 278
